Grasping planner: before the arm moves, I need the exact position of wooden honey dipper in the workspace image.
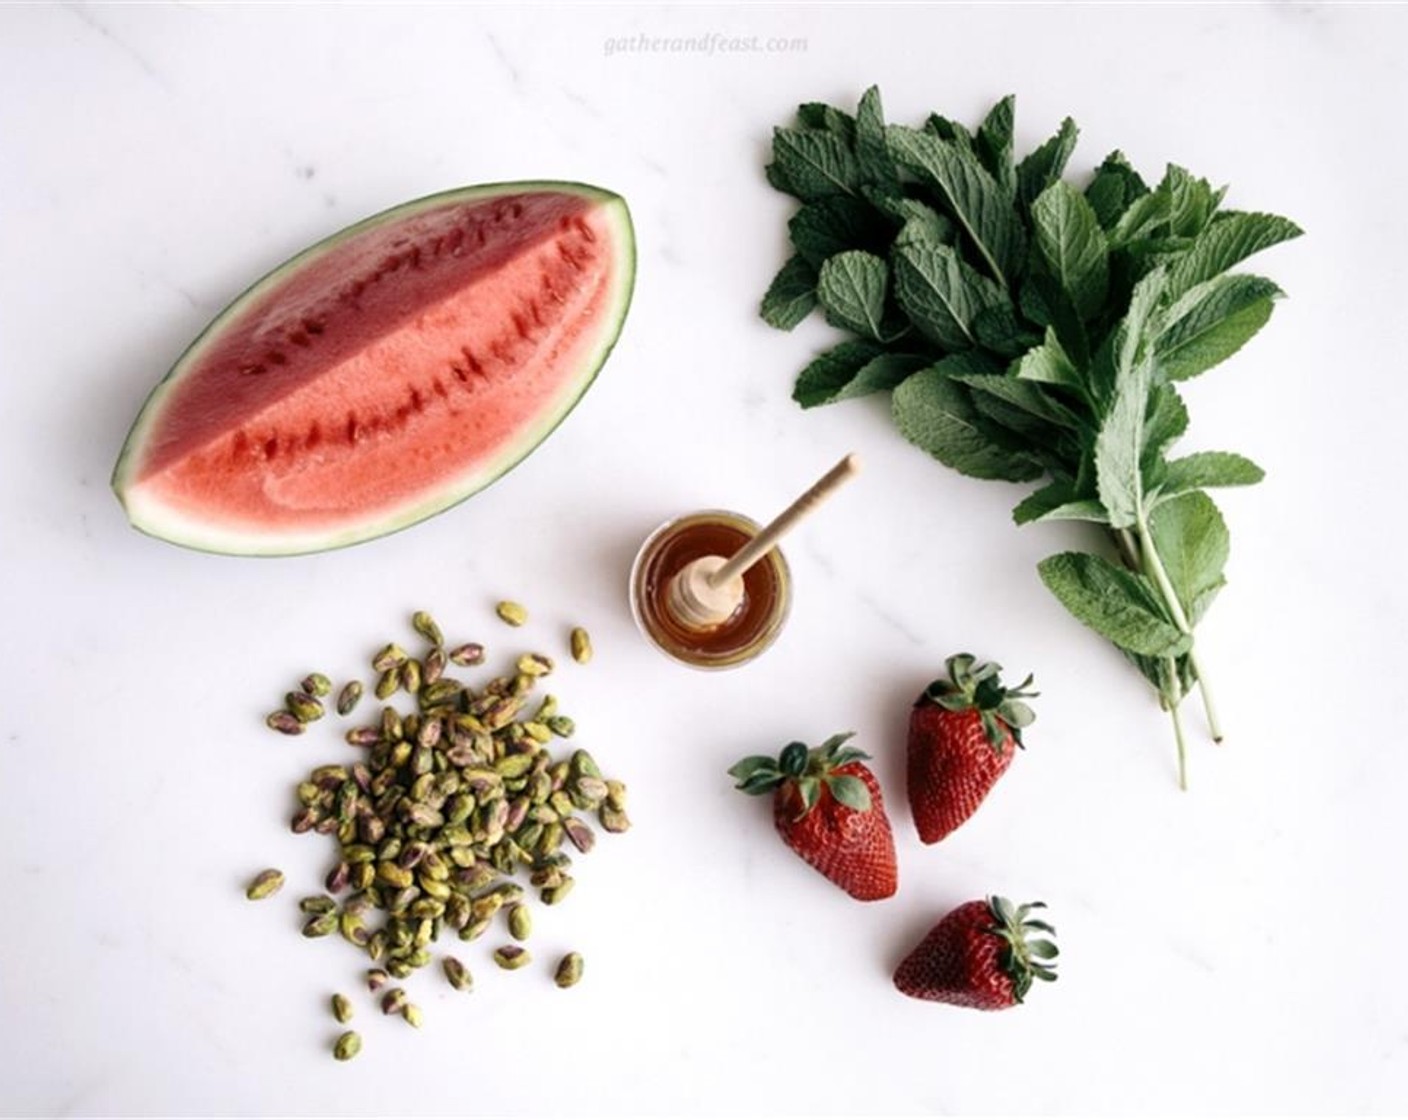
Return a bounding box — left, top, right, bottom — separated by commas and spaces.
665, 454, 860, 631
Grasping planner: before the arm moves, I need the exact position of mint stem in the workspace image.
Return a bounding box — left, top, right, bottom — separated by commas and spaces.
1114, 527, 1141, 570
1134, 519, 1224, 753
1187, 651, 1224, 743
1135, 520, 1192, 632
1166, 667, 1189, 791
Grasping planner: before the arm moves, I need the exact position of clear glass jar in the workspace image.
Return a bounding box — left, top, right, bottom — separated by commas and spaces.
629, 509, 792, 670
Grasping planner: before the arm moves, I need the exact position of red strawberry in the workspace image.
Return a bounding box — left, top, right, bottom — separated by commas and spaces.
894, 896, 1058, 1010
907, 654, 1037, 843
728, 733, 897, 901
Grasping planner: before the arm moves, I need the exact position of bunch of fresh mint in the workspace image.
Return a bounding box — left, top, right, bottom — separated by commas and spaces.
761, 89, 1301, 786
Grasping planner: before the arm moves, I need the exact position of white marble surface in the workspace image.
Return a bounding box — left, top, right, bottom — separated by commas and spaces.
3, 3, 1407, 1116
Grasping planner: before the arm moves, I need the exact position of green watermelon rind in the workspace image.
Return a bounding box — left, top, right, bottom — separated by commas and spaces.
112, 180, 636, 556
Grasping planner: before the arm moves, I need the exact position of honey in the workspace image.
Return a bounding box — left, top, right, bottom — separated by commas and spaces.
629, 510, 792, 669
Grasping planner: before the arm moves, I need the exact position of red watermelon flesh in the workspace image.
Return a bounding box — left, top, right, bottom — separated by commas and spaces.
113, 182, 635, 555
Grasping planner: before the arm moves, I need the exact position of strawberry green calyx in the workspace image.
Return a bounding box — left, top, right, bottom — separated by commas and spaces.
728, 732, 873, 818
987, 896, 1059, 1003
922, 653, 1038, 752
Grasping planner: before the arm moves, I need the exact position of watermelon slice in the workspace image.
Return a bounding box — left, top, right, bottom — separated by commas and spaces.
113, 181, 635, 555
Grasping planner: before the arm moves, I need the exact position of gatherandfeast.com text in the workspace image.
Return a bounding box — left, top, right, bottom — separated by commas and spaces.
603, 32, 808, 58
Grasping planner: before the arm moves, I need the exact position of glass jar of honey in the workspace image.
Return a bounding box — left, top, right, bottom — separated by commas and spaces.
629, 509, 792, 669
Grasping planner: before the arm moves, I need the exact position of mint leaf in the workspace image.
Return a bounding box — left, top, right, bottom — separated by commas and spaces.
1144, 382, 1189, 458
865, 190, 956, 244
816, 250, 889, 339
1085, 150, 1149, 230
1162, 165, 1226, 238
771, 128, 861, 201
952, 373, 1079, 430
925, 113, 976, 155
969, 394, 1069, 449
1161, 273, 1279, 326
1147, 491, 1229, 624
796, 102, 855, 141
794, 343, 925, 409
1020, 273, 1091, 369
976, 94, 1017, 197
792, 340, 880, 408
766, 160, 801, 198
1124, 649, 1195, 700
893, 239, 1007, 351
1013, 482, 1108, 525
1031, 181, 1110, 320
974, 302, 1041, 359
885, 124, 1025, 285
1108, 164, 1218, 249
1091, 267, 1166, 405
854, 85, 896, 187
842, 354, 930, 401
1164, 211, 1303, 298
1016, 116, 1079, 212
1014, 328, 1083, 391
1157, 274, 1279, 381
788, 197, 890, 267
1155, 451, 1264, 502
1094, 350, 1154, 530
893, 357, 1042, 482
1038, 552, 1191, 658
1111, 176, 1175, 247
760, 255, 818, 330
1162, 298, 1273, 381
